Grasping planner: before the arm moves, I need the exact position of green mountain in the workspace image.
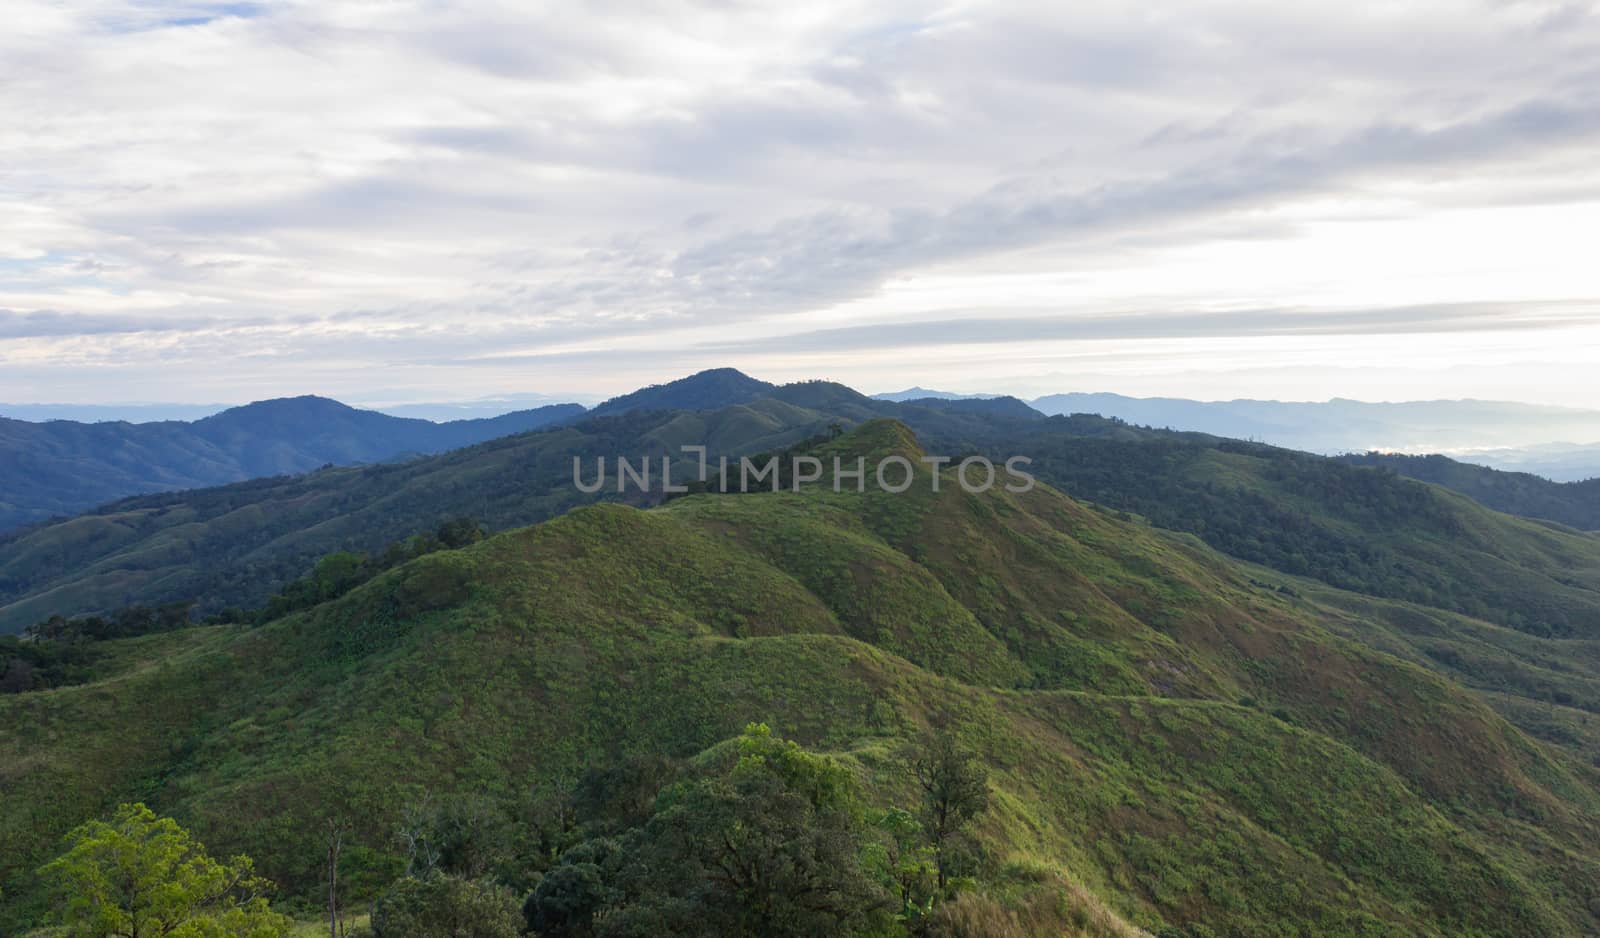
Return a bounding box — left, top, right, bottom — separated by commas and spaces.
0, 402, 833, 632
971, 427, 1600, 639
5, 421, 1599, 936
1338, 451, 1600, 531
0, 381, 1054, 633
587, 367, 776, 417
6, 378, 1600, 650
0, 397, 585, 532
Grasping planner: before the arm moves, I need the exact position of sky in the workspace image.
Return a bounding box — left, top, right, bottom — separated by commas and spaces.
3, 0, 1600, 408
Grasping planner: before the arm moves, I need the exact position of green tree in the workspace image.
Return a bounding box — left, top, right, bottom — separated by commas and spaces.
523, 838, 623, 938
435, 517, 486, 550
909, 730, 990, 894
38, 802, 289, 938
599, 724, 889, 937
369, 873, 521, 938
864, 808, 938, 922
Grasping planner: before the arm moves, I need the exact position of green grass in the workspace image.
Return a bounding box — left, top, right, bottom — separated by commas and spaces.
5, 421, 1600, 937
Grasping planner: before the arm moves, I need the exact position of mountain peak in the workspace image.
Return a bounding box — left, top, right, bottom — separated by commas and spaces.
814, 418, 927, 466
200, 395, 361, 422
589, 368, 775, 417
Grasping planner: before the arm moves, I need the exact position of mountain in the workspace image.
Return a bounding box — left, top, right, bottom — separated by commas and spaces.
894, 395, 1043, 420
587, 367, 775, 417
0, 399, 840, 631
1028, 393, 1600, 455
6, 380, 1600, 648
944, 418, 1600, 639
5, 421, 1599, 936
0, 382, 1057, 633
1450, 442, 1600, 483
1338, 451, 1600, 531
0, 397, 585, 532
872, 387, 993, 402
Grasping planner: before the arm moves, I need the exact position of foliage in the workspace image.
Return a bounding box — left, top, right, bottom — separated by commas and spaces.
6, 421, 1600, 937
562, 725, 891, 938
367, 873, 521, 938
908, 729, 991, 894
25, 601, 195, 643
246, 519, 485, 625
0, 633, 101, 693
37, 802, 289, 938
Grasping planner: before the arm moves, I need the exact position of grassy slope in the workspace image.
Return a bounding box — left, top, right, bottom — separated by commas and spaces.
5, 421, 1600, 936
0, 402, 839, 632
993, 429, 1600, 639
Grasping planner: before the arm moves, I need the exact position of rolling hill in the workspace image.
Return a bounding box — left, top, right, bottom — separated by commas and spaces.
5, 375, 1600, 649
0, 401, 835, 632
4, 421, 1599, 936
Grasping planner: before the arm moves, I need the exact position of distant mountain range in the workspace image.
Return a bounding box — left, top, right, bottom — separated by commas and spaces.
868, 389, 1600, 479
1026, 393, 1600, 455
0, 397, 584, 531
872, 386, 995, 402
1447, 442, 1600, 483
6, 371, 1597, 538
6, 367, 1600, 635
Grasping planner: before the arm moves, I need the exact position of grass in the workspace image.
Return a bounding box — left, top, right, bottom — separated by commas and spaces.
5, 420, 1600, 936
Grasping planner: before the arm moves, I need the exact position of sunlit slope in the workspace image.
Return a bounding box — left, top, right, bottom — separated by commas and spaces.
996, 428, 1600, 638
0, 401, 840, 632
5, 421, 1599, 935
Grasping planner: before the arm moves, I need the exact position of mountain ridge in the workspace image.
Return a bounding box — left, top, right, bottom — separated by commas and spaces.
0, 397, 586, 532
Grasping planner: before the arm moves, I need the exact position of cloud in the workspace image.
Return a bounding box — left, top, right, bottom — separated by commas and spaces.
3, 0, 1600, 403
690, 301, 1600, 355
0, 308, 229, 339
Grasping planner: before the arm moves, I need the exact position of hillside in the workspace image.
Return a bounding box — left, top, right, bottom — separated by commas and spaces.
0, 401, 836, 632
4, 421, 1599, 936
1339, 451, 1600, 531
6, 377, 1600, 649
913, 421, 1600, 640
0, 398, 584, 532
0, 381, 1048, 632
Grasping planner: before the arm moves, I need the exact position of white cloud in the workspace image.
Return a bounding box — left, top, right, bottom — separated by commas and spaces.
2, 0, 1599, 406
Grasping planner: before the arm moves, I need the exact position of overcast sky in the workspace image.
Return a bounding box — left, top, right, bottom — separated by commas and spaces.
4, 0, 1600, 408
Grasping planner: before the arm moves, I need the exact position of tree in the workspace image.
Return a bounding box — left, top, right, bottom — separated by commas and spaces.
909, 730, 990, 894
395, 794, 514, 881
369, 873, 521, 938
38, 802, 289, 938
435, 517, 486, 549
523, 838, 623, 938
573, 753, 677, 835
864, 808, 938, 922
324, 815, 351, 938
598, 724, 889, 938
